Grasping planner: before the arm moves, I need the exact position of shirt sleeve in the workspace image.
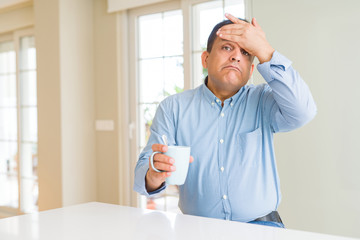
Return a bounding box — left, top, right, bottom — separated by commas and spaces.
257, 51, 317, 132
133, 98, 176, 197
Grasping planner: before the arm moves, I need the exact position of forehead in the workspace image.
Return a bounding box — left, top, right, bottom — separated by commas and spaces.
213, 37, 239, 48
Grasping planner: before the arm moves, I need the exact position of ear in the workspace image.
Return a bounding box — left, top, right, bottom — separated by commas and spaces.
250, 64, 255, 77
201, 51, 209, 69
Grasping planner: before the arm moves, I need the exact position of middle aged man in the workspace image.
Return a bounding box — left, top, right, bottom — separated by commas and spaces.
134, 13, 317, 228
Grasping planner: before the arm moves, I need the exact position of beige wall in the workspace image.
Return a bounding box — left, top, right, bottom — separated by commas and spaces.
34, 0, 97, 209
59, 0, 97, 206
16, 0, 123, 211
34, 0, 63, 210
93, 0, 120, 204
0, 4, 33, 33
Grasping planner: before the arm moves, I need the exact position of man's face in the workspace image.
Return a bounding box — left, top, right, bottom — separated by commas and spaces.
202, 37, 254, 92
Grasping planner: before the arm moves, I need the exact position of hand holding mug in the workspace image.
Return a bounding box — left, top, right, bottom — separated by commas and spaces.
146, 144, 193, 192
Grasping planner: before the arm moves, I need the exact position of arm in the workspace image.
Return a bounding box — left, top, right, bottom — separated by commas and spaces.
257, 51, 317, 132
133, 102, 175, 196
133, 99, 194, 196
217, 14, 317, 131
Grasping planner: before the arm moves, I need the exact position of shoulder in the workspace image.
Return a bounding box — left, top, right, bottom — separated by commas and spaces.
160, 85, 202, 107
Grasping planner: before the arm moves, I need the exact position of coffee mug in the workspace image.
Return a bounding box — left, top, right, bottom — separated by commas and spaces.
150, 146, 191, 185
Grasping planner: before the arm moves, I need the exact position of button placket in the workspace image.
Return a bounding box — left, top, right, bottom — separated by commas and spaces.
218, 103, 230, 220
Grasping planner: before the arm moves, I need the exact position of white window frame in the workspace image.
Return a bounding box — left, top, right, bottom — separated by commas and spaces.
0, 27, 37, 216
123, 0, 252, 208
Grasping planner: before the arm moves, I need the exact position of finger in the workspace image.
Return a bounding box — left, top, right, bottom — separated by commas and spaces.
217, 28, 245, 36
152, 143, 168, 152
153, 153, 175, 164
217, 32, 244, 44
189, 156, 194, 163
218, 24, 246, 32
153, 161, 176, 172
251, 17, 261, 29
225, 13, 244, 24
151, 170, 171, 179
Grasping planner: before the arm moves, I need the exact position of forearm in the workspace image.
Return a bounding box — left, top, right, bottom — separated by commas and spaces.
134, 158, 167, 196
258, 51, 317, 131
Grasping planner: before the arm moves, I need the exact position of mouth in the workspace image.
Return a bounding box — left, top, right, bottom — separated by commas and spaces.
223, 65, 241, 72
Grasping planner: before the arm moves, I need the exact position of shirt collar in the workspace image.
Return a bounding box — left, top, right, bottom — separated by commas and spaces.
202, 76, 246, 108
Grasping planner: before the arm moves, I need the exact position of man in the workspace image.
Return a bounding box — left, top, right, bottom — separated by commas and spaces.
134, 13, 317, 228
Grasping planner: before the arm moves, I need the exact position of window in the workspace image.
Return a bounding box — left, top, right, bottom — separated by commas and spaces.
129, 0, 245, 212
0, 30, 38, 215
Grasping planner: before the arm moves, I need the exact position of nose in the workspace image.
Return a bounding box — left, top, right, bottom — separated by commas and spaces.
230, 49, 241, 63
231, 57, 240, 62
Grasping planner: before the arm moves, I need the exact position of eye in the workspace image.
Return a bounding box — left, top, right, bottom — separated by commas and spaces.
222, 45, 232, 51
241, 49, 250, 56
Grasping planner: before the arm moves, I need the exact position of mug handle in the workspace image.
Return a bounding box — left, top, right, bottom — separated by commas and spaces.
150, 151, 163, 173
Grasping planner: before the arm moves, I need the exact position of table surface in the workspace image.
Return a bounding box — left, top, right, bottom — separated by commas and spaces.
0, 202, 357, 240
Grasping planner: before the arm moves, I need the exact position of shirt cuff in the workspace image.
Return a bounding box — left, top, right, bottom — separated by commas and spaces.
133, 163, 167, 197
256, 51, 293, 83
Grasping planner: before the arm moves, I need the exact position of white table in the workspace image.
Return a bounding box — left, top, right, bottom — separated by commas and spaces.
0, 202, 357, 240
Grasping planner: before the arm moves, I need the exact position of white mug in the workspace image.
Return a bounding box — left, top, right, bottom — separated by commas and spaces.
150, 146, 191, 185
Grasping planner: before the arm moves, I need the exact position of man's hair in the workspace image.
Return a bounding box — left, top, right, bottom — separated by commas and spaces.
206, 18, 249, 53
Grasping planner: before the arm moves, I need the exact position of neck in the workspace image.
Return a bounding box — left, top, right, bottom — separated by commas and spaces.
205, 77, 240, 103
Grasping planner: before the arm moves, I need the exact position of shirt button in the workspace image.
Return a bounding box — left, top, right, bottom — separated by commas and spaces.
220, 113, 224, 117
220, 139, 224, 144
230, 103, 234, 107
216, 99, 220, 103
211, 102, 215, 106
220, 167, 224, 172
223, 195, 227, 200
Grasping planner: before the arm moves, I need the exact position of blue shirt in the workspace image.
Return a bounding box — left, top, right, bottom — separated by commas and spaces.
133, 51, 317, 222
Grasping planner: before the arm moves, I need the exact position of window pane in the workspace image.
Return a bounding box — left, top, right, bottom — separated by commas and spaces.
139, 13, 163, 59
20, 36, 36, 70
0, 141, 18, 175
164, 57, 184, 96
0, 42, 15, 74
224, 0, 245, 19
20, 178, 38, 213
163, 10, 183, 56
0, 173, 18, 208
139, 103, 158, 148
192, 52, 205, 88
20, 143, 38, 179
19, 35, 38, 213
192, 0, 223, 52
139, 58, 164, 103
21, 107, 38, 142
0, 74, 17, 107
20, 71, 37, 106
139, 10, 183, 59
0, 108, 17, 141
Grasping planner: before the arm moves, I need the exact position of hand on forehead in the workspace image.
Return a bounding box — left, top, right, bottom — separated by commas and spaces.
216, 13, 274, 63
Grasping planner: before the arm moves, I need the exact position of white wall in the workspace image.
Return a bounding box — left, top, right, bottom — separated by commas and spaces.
252, 0, 360, 238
